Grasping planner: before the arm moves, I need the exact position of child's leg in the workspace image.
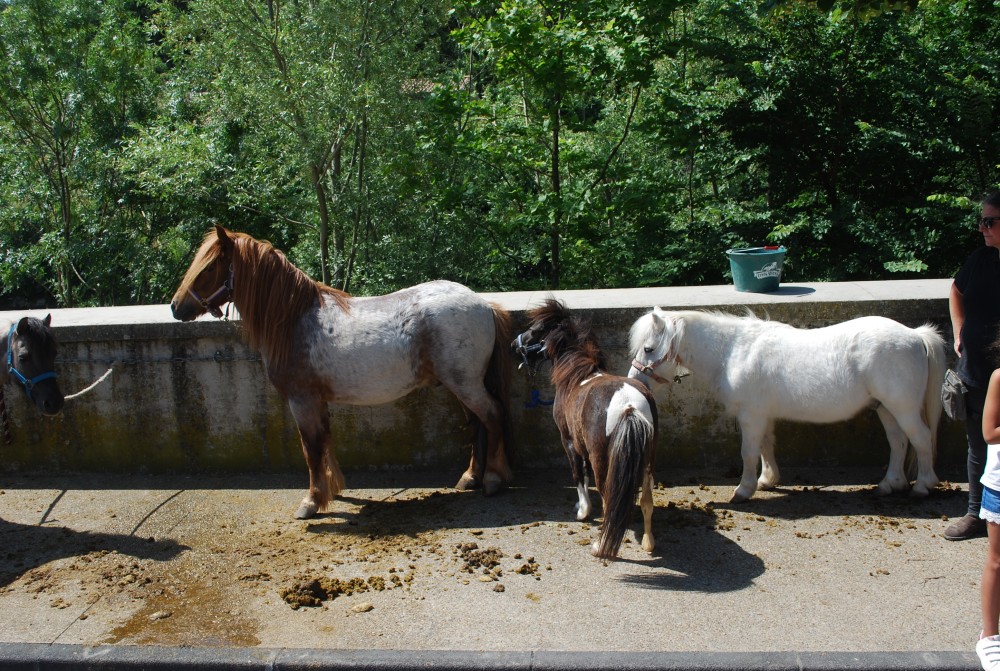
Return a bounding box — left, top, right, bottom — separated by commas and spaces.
983, 521, 1000, 637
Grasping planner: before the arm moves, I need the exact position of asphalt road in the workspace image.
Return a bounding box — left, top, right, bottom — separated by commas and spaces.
0, 466, 985, 670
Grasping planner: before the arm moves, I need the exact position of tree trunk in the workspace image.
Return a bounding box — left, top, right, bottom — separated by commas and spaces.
57, 156, 73, 307
311, 164, 332, 286
550, 95, 562, 289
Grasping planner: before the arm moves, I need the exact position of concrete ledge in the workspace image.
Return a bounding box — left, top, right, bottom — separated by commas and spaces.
0, 644, 980, 671
0, 279, 963, 475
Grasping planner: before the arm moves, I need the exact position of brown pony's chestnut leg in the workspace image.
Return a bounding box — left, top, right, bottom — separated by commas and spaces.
454, 394, 511, 495
455, 312, 513, 495
289, 397, 343, 519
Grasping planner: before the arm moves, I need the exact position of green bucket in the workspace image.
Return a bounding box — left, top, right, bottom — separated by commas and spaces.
726, 246, 787, 293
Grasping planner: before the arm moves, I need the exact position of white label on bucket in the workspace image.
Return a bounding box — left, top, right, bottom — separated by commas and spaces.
753, 262, 781, 280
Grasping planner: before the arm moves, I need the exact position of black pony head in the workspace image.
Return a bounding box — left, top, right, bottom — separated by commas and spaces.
6, 315, 64, 415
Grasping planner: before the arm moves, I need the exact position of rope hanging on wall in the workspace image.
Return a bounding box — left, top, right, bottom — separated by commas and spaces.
0, 366, 114, 445
64, 366, 114, 401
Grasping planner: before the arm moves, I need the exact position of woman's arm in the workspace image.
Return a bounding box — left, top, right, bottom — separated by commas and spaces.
950, 281, 965, 358
983, 369, 1000, 445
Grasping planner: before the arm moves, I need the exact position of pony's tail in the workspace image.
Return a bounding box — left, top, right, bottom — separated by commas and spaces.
480, 303, 514, 479
597, 408, 654, 559
906, 324, 947, 478
920, 325, 947, 456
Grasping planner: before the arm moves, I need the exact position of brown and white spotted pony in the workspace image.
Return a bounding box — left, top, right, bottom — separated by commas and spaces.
513, 299, 656, 559
0, 315, 64, 441
170, 226, 513, 519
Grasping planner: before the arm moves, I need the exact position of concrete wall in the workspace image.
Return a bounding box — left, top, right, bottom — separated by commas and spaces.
0, 279, 966, 480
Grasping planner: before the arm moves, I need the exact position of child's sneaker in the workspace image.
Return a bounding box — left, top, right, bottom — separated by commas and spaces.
977, 634, 1000, 670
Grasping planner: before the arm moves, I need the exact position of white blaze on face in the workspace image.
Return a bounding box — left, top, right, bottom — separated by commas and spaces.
606, 383, 652, 436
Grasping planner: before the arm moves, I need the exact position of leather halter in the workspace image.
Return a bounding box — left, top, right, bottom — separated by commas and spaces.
630, 351, 675, 385
6, 325, 57, 400
188, 264, 234, 319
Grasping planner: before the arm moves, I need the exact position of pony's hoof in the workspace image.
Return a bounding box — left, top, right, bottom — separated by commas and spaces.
641, 535, 655, 553
455, 473, 479, 491
730, 488, 751, 503
914, 478, 939, 497
757, 477, 779, 491
483, 473, 504, 496
295, 502, 318, 519
876, 478, 905, 496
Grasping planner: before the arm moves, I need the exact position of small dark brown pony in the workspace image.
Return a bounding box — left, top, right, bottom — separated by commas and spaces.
0, 315, 64, 442
513, 299, 657, 559
170, 226, 513, 519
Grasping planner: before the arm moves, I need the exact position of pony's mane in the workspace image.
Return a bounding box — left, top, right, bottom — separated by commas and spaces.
230, 233, 349, 367
693, 308, 787, 333
528, 301, 606, 387
629, 308, 779, 357
181, 230, 349, 367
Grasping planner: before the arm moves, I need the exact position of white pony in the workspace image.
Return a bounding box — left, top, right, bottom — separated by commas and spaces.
628, 309, 947, 502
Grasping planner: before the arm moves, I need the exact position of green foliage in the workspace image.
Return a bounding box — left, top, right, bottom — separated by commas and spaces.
0, 0, 997, 308
447, 0, 679, 288
0, 0, 160, 306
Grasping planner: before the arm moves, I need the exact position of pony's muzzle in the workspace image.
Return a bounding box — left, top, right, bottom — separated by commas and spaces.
170, 298, 200, 322
169, 300, 184, 320
30, 381, 64, 416
39, 395, 64, 416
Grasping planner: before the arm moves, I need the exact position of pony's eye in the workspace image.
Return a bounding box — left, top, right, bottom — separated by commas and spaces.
644, 346, 654, 354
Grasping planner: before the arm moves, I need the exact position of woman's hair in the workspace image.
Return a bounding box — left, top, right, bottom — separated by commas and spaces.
983, 191, 1000, 209
990, 329, 1000, 369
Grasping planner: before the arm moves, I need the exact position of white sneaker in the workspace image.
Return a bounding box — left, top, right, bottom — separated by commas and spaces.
977, 634, 1000, 671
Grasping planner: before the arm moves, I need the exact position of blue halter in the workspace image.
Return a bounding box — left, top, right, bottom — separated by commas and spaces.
7, 325, 57, 400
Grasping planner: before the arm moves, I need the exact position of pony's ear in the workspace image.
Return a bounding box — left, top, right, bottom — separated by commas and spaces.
42, 314, 52, 328
215, 225, 235, 252
650, 311, 666, 335
14, 317, 29, 336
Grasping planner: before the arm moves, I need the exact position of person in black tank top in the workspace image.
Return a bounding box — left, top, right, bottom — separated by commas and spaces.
946, 191, 1000, 541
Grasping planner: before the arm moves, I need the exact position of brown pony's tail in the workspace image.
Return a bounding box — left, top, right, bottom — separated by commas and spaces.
482, 303, 514, 482
598, 408, 654, 559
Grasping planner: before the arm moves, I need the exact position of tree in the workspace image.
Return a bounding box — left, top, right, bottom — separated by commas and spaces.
452, 0, 676, 289
0, 0, 158, 306
150, 0, 446, 290
1, 0, 997, 308
625, 0, 999, 285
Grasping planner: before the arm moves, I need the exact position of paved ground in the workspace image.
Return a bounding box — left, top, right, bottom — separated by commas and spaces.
0, 466, 985, 669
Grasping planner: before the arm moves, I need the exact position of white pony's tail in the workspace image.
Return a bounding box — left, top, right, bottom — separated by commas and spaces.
598, 408, 655, 559
907, 324, 947, 477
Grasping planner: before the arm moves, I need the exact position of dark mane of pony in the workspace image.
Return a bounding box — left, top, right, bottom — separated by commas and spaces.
529, 300, 607, 387
230, 234, 349, 367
